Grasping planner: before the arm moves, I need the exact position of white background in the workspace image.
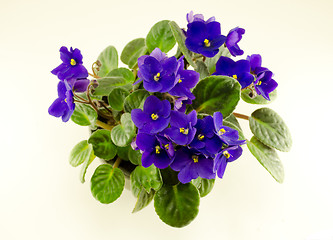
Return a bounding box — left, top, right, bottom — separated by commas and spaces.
1, 0, 333, 239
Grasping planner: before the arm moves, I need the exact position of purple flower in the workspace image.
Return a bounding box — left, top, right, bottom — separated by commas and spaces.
186, 11, 215, 24
51, 46, 88, 81
170, 147, 215, 183
168, 57, 200, 99
136, 133, 174, 169
225, 27, 245, 57
48, 81, 75, 122
247, 54, 268, 75
136, 48, 178, 93
131, 95, 171, 134
185, 20, 227, 58
164, 110, 197, 145
213, 56, 254, 88
214, 145, 243, 178
213, 112, 246, 146
190, 116, 223, 156
254, 71, 278, 100
174, 97, 192, 113
66, 78, 90, 93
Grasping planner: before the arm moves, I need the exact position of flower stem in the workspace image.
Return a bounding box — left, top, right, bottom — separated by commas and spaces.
233, 112, 250, 120
95, 120, 114, 131
113, 157, 122, 169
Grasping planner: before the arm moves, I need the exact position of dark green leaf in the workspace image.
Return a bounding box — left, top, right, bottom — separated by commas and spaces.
117, 145, 130, 161
106, 67, 135, 83
111, 113, 136, 147
108, 87, 130, 111
121, 38, 148, 69
124, 89, 150, 113
71, 103, 97, 126
223, 114, 245, 140
128, 148, 142, 165
249, 108, 292, 152
241, 88, 277, 104
88, 129, 117, 160
205, 45, 231, 74
93, 77, 133, 96
192, 177, 215, 197
130, 165, 162, 197
154, 183, 200, 228
160, 167, 179, 186
80, 151, 96, 183
247, 136, 284, 183
169, 21, 196, 68
69, 140, 94, 167
195, 60, 209, 80
192, 76, 241, 118
132, 188, 155, 213
97, 46, 118, 77
146, 20, 176, 53
90, 164, 125, 204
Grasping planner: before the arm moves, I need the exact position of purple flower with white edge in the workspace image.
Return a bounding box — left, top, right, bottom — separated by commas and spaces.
190, 116, 223, 156
131, 95, 171, 134
51, 46, 88, 81
136, 48, 178, 93
214, 145, 243, 178
185, 20, 227, 58
164, 110, 197, 145
225, 27, 245, 57
213, 112, 246, 146
213, 56, 254, 88
186, 11, 215, 24
136, 133, 174, 169
170, 147, 215, 183
174, 97, 192, 113
168, 56, 199, 100
48, 81, 75, 122
254, 71, 278, 100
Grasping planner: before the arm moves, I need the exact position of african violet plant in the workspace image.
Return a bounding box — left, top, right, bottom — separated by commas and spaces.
48, 11, 292, 228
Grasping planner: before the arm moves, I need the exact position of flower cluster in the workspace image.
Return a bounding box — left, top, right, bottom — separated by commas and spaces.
49, 47, 90, 122
132, 95, 245, 183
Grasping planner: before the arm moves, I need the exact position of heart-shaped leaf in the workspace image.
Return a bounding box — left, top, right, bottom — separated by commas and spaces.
69, 140, 94, 167
108, 87, 130, 111
146, 20, 176, 53
192, 177, 215, 197
93, 77, 133, 96
97, 46, 118, 77
121, 38, 148, 69
123, 89, 150, 113
71, 103, 97, 126
111, 113, 136, 147
88, 129, 117, 160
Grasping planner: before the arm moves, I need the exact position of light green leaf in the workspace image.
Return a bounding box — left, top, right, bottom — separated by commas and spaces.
247, 136, 284, 183
146, 20, 176, 53
88, 129, 117, 160
121, 38, 148, 69
69, 140, 94, 167
132, 188, 155, 213
106, 67, 135, 83
111, 113, 136, 147
195, 60, 209, 80
249, 108, 292, 152
108, 87, 130, 111
79, 151, 96, 183
192, 177, 215, 197
97, 46, 118, 77
124, 89, 150, 113
93, 77, 133, 96
71, 103, 97, 126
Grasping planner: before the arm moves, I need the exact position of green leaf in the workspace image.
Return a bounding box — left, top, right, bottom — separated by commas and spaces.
69, 140, 94, 167
116, 145, 131, 161
97, 46, 118, 77
169, 21, 196, 68
93, 77, 133, 96
88, 129, 117, 160
128, 148, 142, 165
90, 164, 125, 204
154, 183, 200, 228
80, 151, 96, 183
249, 108, 292, 152
192, 177, 215, 197
195, 60, 209, 80
160, 167, 179, 186
223, 114, 245, 140
146, 20, 176, 53
123, 89, 150, 113
71, 103, 97, 126
132, 189, 155, 213
131, 165, 163, 197
192, 76, 241, 118
247, 136, 284, 183
111, 113, 136, 147
241, 88, 277, 104
205, 45, 231, 74
121, 38, 148, 69
106, 67, 135, 83
108, 87, 130, 111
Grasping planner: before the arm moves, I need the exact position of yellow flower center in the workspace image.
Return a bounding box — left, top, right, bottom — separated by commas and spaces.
219, 128, 226, 135
154, 72, 161, 81
192, 155, 199, 163
223, 151, 231, 159
232, 74, 238, 80
151, 113, 158, 120
70, 59, 76, 66
257, 81, 262, 85
164, 144, 169, 150
198, 134, 204, 140
204, 39, 211, 47
179, 128, 189, 135
64, 98, 67, 103
155, 145, 161, 154
178, 79, 182, 83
